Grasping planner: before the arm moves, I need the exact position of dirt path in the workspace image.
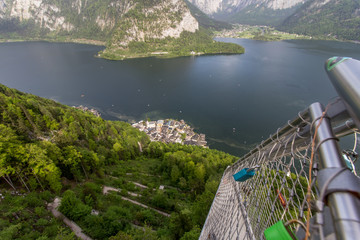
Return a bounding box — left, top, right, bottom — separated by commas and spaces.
102, 186, 141, 197
47, 185, 170, 239
103, 186, 170, 217
47, 198, 92, 240
130, 181, 148, 189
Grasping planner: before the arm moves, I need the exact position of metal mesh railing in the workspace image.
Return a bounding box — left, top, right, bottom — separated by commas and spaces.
200, 109, 314, 239
200, 103, 359, 240
200, 57, 360, 240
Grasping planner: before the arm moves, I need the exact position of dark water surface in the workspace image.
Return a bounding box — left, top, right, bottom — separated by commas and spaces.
1, 39, 360, 156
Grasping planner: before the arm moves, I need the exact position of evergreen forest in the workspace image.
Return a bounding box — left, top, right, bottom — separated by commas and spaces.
101, 28, 245, 60
279, 0, 360, 41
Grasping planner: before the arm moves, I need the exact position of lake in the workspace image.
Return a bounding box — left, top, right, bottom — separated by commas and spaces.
1, 38, 360, 156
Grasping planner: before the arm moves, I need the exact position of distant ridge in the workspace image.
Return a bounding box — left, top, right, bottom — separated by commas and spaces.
184, 0, 232, 30
279, 0, 360, 41
188, 0, 307, 26
188, 0, 360, 41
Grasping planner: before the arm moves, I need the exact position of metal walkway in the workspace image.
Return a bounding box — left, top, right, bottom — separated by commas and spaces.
200, 57, 360, 240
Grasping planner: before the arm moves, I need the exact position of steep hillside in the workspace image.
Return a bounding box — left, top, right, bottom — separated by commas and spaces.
0, 83, 149, 193
108, 0, 199, 48
188, 0, 306, 25
185, 0, 232, 30
0, 83, 238, 239
189, 0, 306, 15
0, 0, 133, 40
0, 0, 244, 59
279, 0, 360, 41
226, 3, 304, 26
99, 0, 244, 59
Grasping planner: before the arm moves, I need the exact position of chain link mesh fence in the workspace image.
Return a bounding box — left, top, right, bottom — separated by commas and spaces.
200, 103, 359, 240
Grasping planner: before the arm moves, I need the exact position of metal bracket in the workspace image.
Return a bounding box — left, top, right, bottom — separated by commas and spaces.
317, 168, 360, 202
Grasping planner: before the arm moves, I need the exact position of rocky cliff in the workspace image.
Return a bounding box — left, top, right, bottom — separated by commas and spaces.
0, 0, 199, 42
109, 0, 198, 48
10, 0, 74, 31
188, 0, 306, 15
188, 0, 307, 25
0, 0, 133, 39
0, 0, 6, 18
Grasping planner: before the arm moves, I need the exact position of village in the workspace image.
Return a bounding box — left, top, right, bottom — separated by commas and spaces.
132, 119, 207, 147
73, 105, 101, 117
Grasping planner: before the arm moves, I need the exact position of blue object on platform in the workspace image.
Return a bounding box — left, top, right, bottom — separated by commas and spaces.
343, 154, 354, 171
233, 168, 256, 182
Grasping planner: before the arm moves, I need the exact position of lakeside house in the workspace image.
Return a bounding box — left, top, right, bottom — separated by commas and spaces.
73, 105, 101, 117
132, 119, 207, 147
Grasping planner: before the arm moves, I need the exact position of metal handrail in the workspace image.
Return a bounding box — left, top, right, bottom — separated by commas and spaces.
200, 57, 360, 240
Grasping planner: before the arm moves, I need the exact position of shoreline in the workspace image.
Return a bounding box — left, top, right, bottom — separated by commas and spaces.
98, 50, 244, 61
0, 34, 244, 60
214, 24, 360, 44
2, 34, 357, 50
216, 36, 360, 45
0, 37, 243, 60
0, 38, 106, 46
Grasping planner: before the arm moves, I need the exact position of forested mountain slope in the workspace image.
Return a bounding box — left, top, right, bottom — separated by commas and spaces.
0, 83, 149, 192
0, 83, 237, 239
188, 0, 307, 25
279, 0, 360, 41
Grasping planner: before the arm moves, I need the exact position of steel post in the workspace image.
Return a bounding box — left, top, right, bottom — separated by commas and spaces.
309, 102, 360, 240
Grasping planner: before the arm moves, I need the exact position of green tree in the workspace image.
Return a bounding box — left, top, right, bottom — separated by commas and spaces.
180, 225, 201, 240
171, 165, 181, 184
0, 224, 21, 240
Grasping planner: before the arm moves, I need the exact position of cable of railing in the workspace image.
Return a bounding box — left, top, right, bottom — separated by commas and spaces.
235, 109, 309, 164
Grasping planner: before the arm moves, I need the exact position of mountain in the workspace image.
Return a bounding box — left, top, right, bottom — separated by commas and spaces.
184, 0, 232, 30
0, 0, 244, 59
0, 0, 197, 40
0, 0, 128, 39
188, 0, 307, 25
188, 0, 360, 41
279, 0, 360, 41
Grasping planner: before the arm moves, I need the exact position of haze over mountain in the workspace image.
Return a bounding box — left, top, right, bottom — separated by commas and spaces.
188, 0, 307, 25
188, 0, 306, 15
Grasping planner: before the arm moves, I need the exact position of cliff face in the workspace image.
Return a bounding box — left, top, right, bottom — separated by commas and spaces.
0, 0, 199, 43
188, 0, 306, 15
110, 0, 198, 48
0, 0, 134, 35
10, 0, 73, 31
0, 0, 7, 18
